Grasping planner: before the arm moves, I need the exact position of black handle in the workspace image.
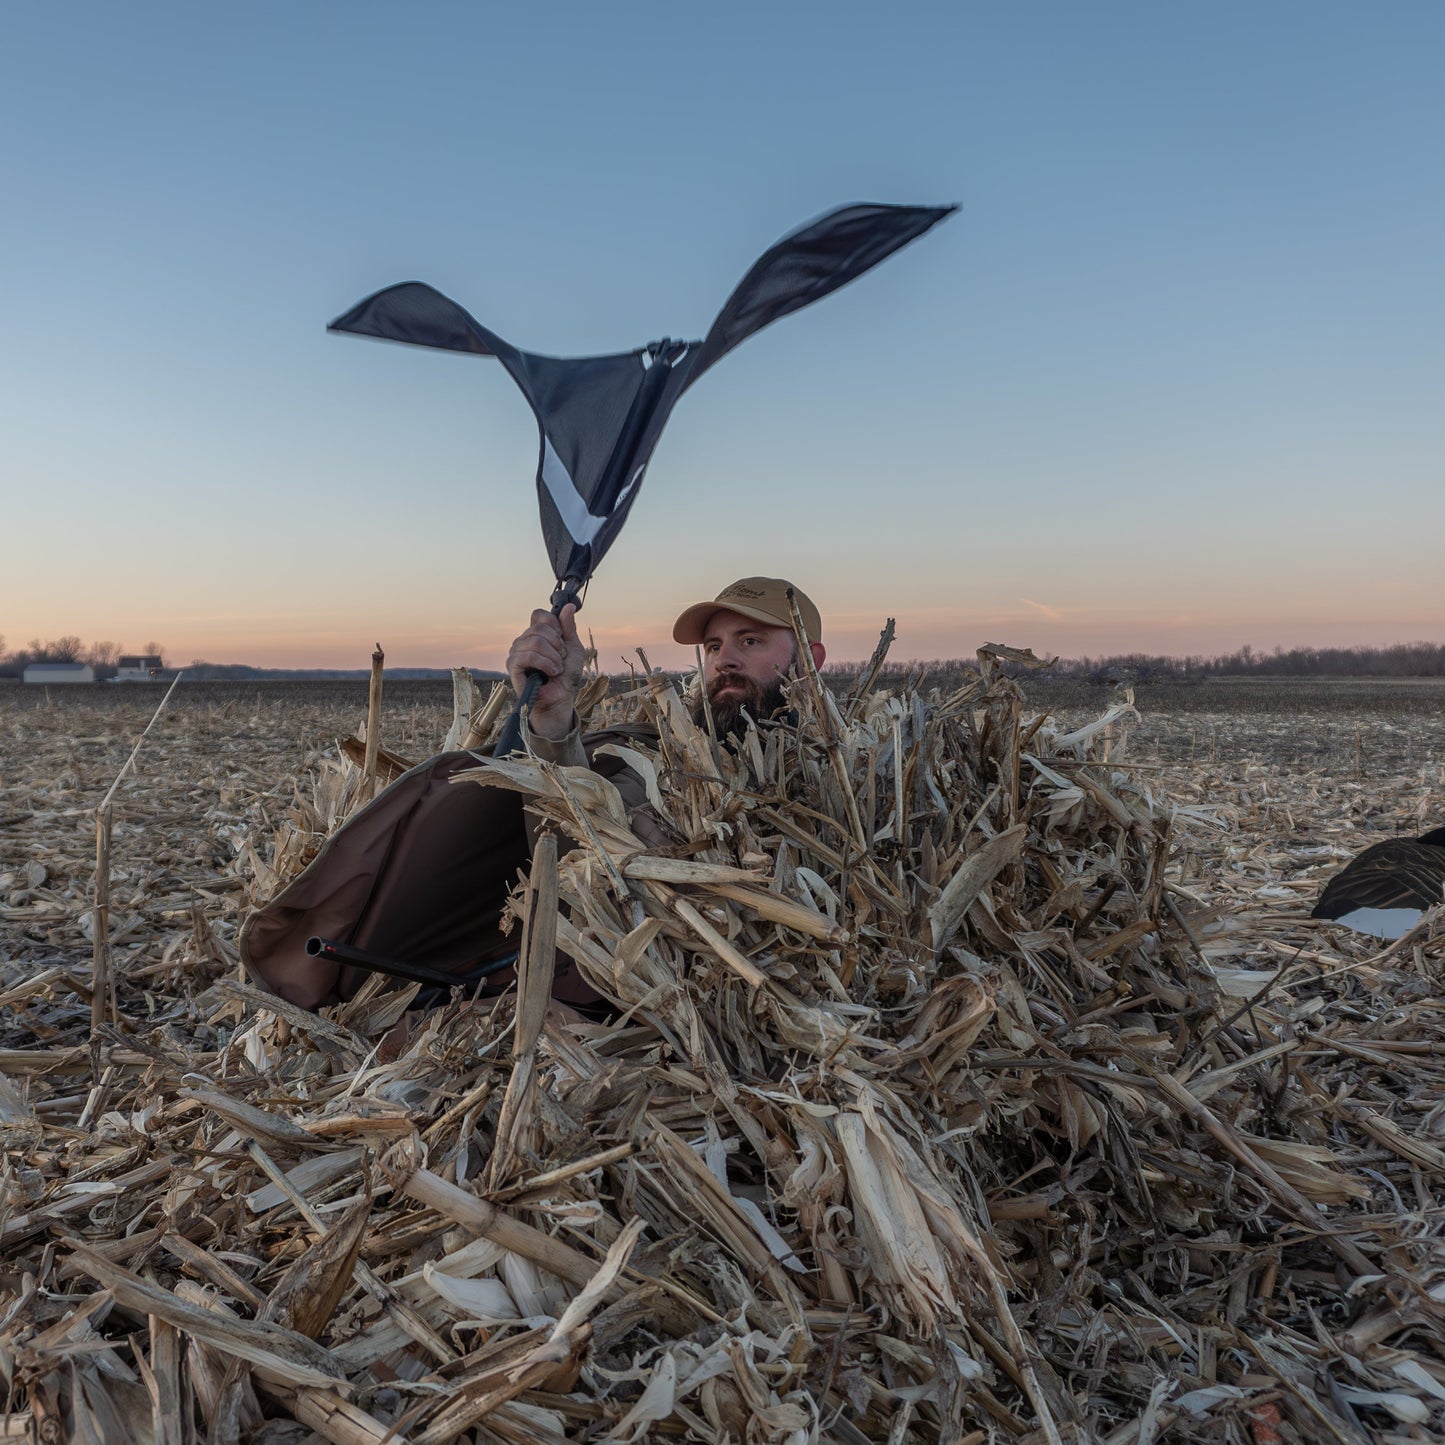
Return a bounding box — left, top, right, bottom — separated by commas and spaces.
493, 668, 543, 758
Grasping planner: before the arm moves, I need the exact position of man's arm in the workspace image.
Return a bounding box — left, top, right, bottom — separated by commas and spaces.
505, 604, 586, 754
505, 607, 670, 847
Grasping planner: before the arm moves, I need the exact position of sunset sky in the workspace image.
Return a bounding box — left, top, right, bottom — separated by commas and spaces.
2, 2, 1440, 671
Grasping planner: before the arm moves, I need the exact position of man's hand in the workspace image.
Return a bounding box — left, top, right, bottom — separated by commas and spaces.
505, 604, 584, 741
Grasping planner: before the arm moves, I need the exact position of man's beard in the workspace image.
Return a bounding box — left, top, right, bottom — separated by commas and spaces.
690, 676, 790, 742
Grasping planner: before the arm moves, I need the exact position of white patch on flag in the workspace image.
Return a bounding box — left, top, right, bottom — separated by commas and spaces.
540, 436, 606, 545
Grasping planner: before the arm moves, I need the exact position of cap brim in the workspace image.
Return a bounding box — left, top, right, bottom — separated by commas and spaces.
672, 601, 793, 645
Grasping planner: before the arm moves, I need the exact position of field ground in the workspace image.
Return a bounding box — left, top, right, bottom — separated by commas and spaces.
3, 674, 1439, 1009
1, 676, 1442, 1438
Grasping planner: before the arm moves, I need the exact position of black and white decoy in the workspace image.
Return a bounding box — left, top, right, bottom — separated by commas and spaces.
1311, 826, 1445, 938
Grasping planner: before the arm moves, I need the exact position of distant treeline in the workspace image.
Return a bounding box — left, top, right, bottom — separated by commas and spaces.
1059, 640, 1445, 682
0, 637, 504, 682
177, 662, 505, 682
822, 640, 1445, 685
0, 635, 157, 679
5, 634, 1441, 683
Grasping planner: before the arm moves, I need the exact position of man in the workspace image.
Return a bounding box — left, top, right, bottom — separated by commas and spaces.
507, 576, 827, 757
486, 577, 826, 1018
242, 578, 824, 1013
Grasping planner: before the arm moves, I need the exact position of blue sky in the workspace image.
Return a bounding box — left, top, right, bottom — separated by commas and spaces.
2, 2, 1441, 668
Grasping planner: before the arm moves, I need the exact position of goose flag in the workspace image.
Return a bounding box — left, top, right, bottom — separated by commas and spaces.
329, 202, 954, 596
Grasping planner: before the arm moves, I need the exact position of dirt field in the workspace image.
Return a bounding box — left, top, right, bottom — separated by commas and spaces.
2, 675, 1443, 1440
2, 674, 1440, 1019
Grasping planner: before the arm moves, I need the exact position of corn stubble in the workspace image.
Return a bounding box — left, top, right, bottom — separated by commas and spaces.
0, 662, 1443, 1443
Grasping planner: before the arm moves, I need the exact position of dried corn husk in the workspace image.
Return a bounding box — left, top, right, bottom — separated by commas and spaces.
2, 670, 1444, 1441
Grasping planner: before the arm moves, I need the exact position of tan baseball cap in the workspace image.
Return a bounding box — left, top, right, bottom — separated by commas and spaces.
672, 577, 822, 645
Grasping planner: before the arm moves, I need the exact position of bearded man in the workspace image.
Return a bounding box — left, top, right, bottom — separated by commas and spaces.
243, 578, 826, 1013
506, 576, 827, 756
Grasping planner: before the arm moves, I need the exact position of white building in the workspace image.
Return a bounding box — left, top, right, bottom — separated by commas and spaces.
114, 654, 163, 682
23, 662, 95, 685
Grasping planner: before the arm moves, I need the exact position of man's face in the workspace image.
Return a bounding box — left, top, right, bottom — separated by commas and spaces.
700, 610, 799, 698
690, 609, 798, 740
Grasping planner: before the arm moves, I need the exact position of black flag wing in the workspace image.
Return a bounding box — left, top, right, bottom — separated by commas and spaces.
682, 202, 955, 384
329, 202, 954, 591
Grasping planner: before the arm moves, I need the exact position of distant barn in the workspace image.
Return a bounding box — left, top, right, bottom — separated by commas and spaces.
113, 654, 164, 682
23, 662, 95, 685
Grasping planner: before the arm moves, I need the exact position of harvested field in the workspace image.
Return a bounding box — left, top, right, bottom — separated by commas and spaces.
1, 671, 1443, 1443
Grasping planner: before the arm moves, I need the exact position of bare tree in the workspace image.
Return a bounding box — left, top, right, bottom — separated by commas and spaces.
89, 640, 122, 667
142, 640, 165, 664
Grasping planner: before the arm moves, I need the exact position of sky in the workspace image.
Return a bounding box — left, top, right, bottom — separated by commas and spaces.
2, 1, 1441, 671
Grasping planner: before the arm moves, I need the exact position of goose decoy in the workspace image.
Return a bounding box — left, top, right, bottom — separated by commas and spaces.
1311, 826, 1445, 939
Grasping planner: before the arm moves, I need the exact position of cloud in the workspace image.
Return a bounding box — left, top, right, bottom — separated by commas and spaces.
1019, 598, 1068, 623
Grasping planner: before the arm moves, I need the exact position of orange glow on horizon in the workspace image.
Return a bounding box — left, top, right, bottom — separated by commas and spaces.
63, 607, 1438, 674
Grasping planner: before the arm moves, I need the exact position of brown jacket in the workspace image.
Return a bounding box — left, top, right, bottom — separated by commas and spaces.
239, 720, 660, 1011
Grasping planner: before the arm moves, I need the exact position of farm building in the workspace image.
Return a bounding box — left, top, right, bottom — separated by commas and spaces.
22, 662, 95, 684
113, 653, 163, 681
